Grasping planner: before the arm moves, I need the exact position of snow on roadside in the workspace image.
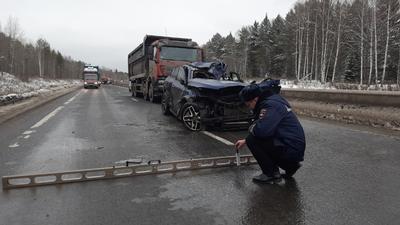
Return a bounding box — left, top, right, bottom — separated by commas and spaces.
246, 77, 399, 91
280, 79, 336, 90
0, 72, 81, 104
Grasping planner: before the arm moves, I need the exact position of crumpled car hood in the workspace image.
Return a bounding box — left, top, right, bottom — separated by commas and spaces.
188, 78, 246, 90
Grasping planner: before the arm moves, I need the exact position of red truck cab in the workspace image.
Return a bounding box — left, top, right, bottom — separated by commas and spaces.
128, 35, 203, 102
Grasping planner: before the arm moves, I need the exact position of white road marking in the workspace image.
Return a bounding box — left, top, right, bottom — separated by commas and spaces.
22, 130, 35, 135
9, 143, 19, 148
24, 135, 30, 139
201, 131, 234, 146
131, 98, 138, 102
64, 93, 80, 105
114, 85, 128, 89
31, 106, 64, 129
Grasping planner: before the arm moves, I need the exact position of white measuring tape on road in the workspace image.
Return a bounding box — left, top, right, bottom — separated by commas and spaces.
2, 154, 257, 190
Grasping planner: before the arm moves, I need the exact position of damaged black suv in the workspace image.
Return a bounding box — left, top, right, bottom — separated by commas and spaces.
161, 62, 253, 131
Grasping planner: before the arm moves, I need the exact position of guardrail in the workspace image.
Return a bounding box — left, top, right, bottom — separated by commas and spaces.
281, 89, 400, 107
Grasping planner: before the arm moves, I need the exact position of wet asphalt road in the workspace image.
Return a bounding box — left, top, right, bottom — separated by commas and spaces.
0, 85, 399, 225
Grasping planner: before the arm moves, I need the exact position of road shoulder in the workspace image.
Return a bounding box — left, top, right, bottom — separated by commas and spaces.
0, 85, 80, 124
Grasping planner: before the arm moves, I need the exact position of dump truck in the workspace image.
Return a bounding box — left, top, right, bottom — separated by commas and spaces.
83, 65, 100, 89
128, 35, 203, 102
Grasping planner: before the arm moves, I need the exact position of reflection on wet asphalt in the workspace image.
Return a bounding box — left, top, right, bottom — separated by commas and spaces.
0, 85, 399, 225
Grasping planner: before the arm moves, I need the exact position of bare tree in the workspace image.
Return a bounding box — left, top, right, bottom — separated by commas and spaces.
297, 21, 304, 81
373, 0, 379, 85
398, 44, 400, 87
381, 3, 391, 86
360, 0, 365, 86
4, 16, 22, 74
36, 38, 49, 77
303, 13, 310, 80
332, 2, 343, 83
368, 4, 374, 86
320, 0, 332, 83
310, 17, 317, 81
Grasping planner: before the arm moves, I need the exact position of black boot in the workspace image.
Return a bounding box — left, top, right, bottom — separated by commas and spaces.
282, 162, 301, 179
252, 171, 281, 183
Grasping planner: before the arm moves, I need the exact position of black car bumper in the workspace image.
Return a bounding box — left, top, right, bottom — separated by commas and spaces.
201, 114, 253, 130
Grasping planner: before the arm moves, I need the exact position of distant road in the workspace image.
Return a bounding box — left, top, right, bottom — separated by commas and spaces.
1, 85, 399, 225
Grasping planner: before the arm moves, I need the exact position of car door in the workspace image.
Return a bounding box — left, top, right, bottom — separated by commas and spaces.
171, 67, 187, 114
163, 67, 175, 104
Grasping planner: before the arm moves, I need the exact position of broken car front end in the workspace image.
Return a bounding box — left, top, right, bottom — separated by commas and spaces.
187, 86, 253, 130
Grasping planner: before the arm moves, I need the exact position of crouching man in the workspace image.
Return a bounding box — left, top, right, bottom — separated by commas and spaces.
235, 83, 306, 183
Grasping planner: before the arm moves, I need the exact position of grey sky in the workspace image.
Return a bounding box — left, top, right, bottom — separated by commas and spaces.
0, 0, 296, 72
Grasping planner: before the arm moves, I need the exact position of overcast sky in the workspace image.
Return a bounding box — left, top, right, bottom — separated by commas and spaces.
0, 0, 296, 72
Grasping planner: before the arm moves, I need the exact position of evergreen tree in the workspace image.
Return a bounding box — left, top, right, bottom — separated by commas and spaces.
247, 21, 261, 77
259, 13, 272, 76
270, 15, 287, 77
237, 26, 251, 77
204, 33, 225, 60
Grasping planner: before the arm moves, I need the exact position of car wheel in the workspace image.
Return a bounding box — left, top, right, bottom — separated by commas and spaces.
161, 92, 171, 116
181, 103, 202, 131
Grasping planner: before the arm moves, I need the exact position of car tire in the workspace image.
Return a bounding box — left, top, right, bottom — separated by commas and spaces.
161, 92, 171, 116
181, 103, 202, 131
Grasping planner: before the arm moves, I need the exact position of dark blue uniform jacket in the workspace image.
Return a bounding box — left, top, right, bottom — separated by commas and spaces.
247, 94, 306, 162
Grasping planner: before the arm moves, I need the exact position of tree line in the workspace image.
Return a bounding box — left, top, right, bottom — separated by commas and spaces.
0, 16, 126, 81
203, 0, 400, 87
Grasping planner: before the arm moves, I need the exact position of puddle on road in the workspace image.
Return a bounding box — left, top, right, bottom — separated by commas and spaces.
157, 168, 305, 224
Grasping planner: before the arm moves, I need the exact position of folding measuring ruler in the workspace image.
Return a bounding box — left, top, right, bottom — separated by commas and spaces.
2, 154, 257, 190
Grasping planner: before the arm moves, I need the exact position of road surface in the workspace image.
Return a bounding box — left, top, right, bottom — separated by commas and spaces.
0, 85, 399, 225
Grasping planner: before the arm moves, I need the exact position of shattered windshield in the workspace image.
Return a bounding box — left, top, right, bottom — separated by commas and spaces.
160, 47, 198, 62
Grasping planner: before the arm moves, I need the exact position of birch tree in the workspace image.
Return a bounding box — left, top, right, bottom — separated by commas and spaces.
360, 0, 365, 86
4, 16, 22, 74
332, 2, 343, 83
381, 3, 390, 85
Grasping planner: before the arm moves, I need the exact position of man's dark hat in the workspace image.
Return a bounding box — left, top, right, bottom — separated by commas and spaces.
239, 84, 262, 102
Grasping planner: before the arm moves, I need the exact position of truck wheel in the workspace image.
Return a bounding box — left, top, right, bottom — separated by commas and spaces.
181, 103, 202, 131
143, 83, 149, 101
132, 83, 142, 97
149, 83, 157, 103
132, 86, 137, 97
161, 92, 171, 116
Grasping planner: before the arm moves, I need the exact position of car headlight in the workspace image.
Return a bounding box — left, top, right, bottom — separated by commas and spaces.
84, 82, 87, 84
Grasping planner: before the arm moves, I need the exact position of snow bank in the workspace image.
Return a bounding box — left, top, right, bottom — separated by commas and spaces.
0, 73, 80, 105
280, 79, 336, 90
246, 77, 399, 91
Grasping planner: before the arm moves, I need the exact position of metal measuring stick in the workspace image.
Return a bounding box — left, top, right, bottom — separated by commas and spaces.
235, 148, 241, 166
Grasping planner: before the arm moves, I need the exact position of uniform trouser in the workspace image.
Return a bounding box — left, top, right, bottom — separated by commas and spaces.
246, 135, 298, 176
